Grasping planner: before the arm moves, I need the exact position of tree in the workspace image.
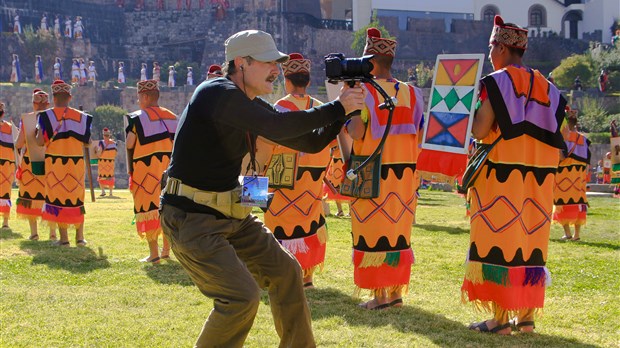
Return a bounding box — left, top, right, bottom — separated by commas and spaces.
577, 96, 608, 133
90, 105, 128, 140
410, 62, 434, 88
552, 54, 594, 90
351, 18, 395, 56
20, 25, 58, 84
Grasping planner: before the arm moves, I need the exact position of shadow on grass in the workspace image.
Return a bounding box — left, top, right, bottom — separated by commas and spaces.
416, 224, 469, 235
307, 287, 599, 347
0, 227, 23, 239
97, 195, 124, 200
417, 196, 444, 203
549, 238, 620, 250
416, 202, 445, 207
20, 241, 111, 273
143, 259, 194, 286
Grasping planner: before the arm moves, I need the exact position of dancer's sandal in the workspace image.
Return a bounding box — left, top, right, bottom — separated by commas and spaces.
140, 256, 160, 264
468, 321, 512, 335
53, 240, 70, 247
509, 319, 535, 333
76, 239, 87, 247
29, 234, 39, 241
358, 299, 390, 311
388, 298, 403, 308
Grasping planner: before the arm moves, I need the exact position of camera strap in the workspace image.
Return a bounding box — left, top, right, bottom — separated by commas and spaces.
347, 79, 397, 178
245, 131, 258, 176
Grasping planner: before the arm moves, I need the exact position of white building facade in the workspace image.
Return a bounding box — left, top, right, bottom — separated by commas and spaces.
473, 0, 619, 44
353, 0, 619, 44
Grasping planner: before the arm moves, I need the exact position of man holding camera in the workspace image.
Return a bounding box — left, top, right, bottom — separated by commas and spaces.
159, 30, 365, 347
345, 28, 424, 310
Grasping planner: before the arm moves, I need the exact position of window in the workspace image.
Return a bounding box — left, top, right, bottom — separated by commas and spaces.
481, 5, 499, 22
528, 5, 546, 27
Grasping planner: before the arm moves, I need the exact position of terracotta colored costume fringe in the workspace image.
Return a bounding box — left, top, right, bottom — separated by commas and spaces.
264, 94, 329, 277
553, 131, 590, 226
0, 121, 16, 219
323, 139, 349, 202
126, 107, 176, 241
16, 112, 45, 219
462, 65, 566, 315
38, 107, 92, 228
350, 79, 423, 295
97, 140, 117, 187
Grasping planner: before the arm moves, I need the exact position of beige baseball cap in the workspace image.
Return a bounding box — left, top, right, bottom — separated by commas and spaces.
225, 30, 289, 63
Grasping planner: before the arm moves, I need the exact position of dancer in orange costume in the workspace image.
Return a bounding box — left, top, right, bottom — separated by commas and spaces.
346, 28, 424, 310
462, 16, 566, 334
553, 108, 590, 241
95, 127, 118, 197
0, 102, 16, 229
126, 79, 177, 263
263, 53, 330, 289
36, 80, 93, 247
15, 89, 54, 241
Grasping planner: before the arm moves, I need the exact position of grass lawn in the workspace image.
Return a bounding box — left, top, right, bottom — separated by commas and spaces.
1, 189, 618, 347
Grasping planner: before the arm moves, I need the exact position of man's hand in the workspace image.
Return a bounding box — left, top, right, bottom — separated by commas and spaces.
337, 83, 366, 116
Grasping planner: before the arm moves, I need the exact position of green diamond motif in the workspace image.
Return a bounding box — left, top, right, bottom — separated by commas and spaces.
460, 89, 474, 111
444, 88, 460, 110
431, 88, 443, 109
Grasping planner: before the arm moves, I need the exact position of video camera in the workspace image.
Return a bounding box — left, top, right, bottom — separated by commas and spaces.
325, 53, 374, 85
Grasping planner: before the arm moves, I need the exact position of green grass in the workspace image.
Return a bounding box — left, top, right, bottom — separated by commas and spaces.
1, 189, 618, 347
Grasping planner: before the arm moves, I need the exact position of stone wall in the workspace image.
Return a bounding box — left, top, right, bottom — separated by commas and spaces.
118, 86, 196, 116
4, 2, 595, 84
0, 84, 98, 124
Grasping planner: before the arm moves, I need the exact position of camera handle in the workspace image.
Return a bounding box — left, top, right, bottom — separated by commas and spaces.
346, 78, 396, 181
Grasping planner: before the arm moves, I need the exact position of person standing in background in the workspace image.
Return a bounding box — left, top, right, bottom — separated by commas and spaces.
126, 80, 177, 263
35, 80, 93, 247
0, 102, 16, 229
15, 90, 54, 241
95, 128, 118, 197
461, 16, 566, 334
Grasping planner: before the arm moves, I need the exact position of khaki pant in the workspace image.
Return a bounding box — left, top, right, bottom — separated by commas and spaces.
160, 204, 316, 348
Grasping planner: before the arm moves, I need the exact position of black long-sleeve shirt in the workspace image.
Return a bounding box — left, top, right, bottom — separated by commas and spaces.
162, 77, 347, 213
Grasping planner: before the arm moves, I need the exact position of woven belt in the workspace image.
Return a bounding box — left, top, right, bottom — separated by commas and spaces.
164, 177, 223, 206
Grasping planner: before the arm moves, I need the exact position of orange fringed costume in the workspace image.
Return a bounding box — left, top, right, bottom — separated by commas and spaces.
126, 107, 176, 241
37, 107, 92, 228
264, 94, 330, 277
553, 131, 590, 226
97, 139, 118, 187
16, 112, 46, 219
350, 78, 423, 295
462, 65, 566, 315
0, 121, 16, 219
